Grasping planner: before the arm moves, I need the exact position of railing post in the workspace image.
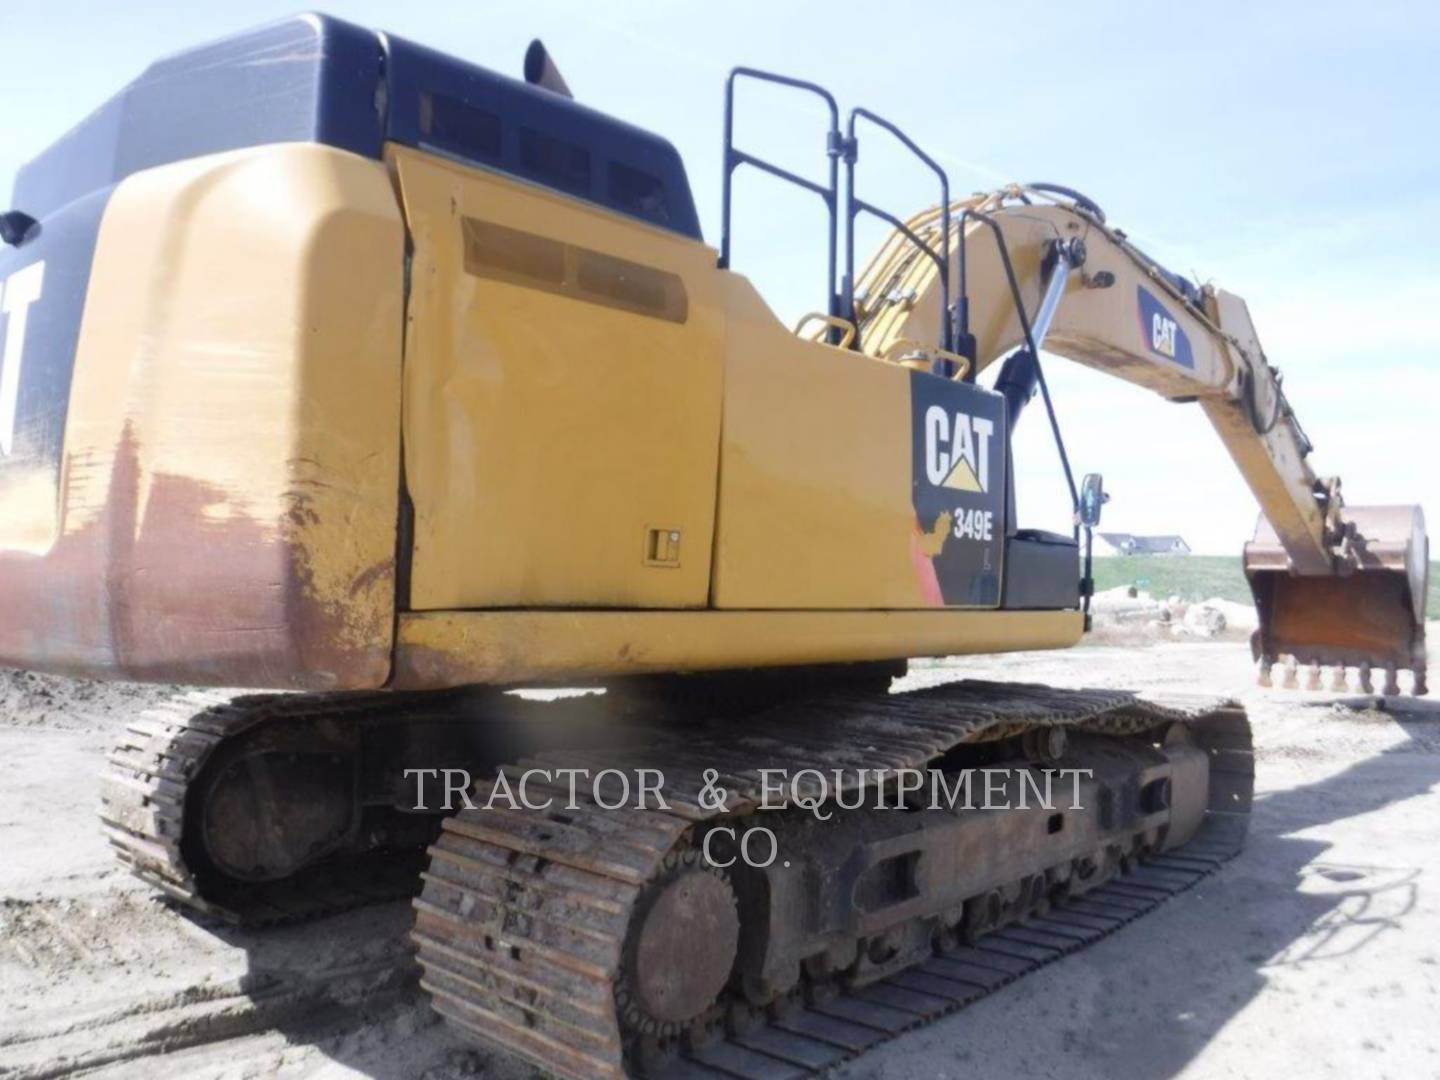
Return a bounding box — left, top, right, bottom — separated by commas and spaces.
717, 68, 841, 329
843, 107, 952, 359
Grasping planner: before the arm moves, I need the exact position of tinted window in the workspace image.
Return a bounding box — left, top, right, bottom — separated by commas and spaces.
419, 93, 502, 161
519, 128, 591, 196
608, 161, 670, 225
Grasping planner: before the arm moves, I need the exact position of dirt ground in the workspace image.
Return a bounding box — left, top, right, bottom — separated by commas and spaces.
3, 638, 1439, 1080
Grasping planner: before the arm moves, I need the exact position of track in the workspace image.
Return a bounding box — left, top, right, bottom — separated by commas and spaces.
99, 689, 462, 924
659, 843, 1244, 1080
667, 801, 1247, 1080
412, 680, 1254, 1079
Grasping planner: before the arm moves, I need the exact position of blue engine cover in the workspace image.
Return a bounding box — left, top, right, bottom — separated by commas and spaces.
2, 13, 701, 499
11, 13, 701, 239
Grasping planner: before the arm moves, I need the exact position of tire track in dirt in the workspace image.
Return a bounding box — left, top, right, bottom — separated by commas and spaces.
0, 893, 418, 1079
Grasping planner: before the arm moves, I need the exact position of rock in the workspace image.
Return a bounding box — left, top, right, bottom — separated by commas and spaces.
1089, 589, 1258, 643
1092, 585, 1148, 607
1205, 598, 1259, 635
1182, 602, 1227, 638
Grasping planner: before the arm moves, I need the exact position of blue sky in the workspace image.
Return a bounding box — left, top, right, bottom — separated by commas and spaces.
3, 0, 1436, 553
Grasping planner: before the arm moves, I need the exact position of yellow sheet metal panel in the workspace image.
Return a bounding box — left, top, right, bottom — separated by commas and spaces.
712, 292, 913, 609
713, 277, 1004, 609
0, 144, 404, 688
389, 146, 725, 610
393, 608, 1083, 688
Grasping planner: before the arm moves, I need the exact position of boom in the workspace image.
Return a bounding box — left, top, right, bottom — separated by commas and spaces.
847, 185, 1427, 690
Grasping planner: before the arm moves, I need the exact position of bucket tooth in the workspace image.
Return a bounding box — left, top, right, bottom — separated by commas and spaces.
1358, 662, 1374, 695
1415, 664, 1429, 698
1383, 664, 1400, 698
1257, 659, 1273, 688
1281, 657, 1299, 690
1327, 666, 1348, 692
1304, 662, 1322, 691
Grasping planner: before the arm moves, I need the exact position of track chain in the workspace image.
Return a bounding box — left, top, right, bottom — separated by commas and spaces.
412, 680, 1254, 1079
99, 689, 450, 924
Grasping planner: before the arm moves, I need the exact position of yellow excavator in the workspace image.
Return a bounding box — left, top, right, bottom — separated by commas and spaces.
0, 16, 1427, 1079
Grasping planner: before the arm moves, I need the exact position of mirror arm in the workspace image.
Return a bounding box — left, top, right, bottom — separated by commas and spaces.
1076, 472, 1109, 631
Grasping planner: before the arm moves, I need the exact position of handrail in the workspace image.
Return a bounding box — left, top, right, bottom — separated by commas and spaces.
793, 312, 857, 350
842, 107, 952, 364
880, 338, 972, 380
720, 68, 843, 324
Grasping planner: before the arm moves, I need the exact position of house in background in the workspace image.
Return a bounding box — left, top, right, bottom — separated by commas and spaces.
1096, 533, 1192, 556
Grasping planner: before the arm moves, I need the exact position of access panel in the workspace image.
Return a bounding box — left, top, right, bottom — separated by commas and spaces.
391, 146, 725, 610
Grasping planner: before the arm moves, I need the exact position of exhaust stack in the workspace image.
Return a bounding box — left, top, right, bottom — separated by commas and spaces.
524, 39, 572, 98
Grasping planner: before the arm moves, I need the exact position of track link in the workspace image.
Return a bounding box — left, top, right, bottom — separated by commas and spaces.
413, 680, 1253, 1079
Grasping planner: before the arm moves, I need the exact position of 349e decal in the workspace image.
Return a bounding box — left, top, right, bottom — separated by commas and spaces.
909, 371, 1007, 607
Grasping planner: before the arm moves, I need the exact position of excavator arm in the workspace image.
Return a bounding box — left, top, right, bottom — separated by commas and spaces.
848, 185, 1428, 693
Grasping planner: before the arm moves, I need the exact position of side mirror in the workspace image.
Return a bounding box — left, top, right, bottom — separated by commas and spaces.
1079, 472, 1108, 528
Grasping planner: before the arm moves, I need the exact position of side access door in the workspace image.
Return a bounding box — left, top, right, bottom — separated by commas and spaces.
390, 146, 726, 610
